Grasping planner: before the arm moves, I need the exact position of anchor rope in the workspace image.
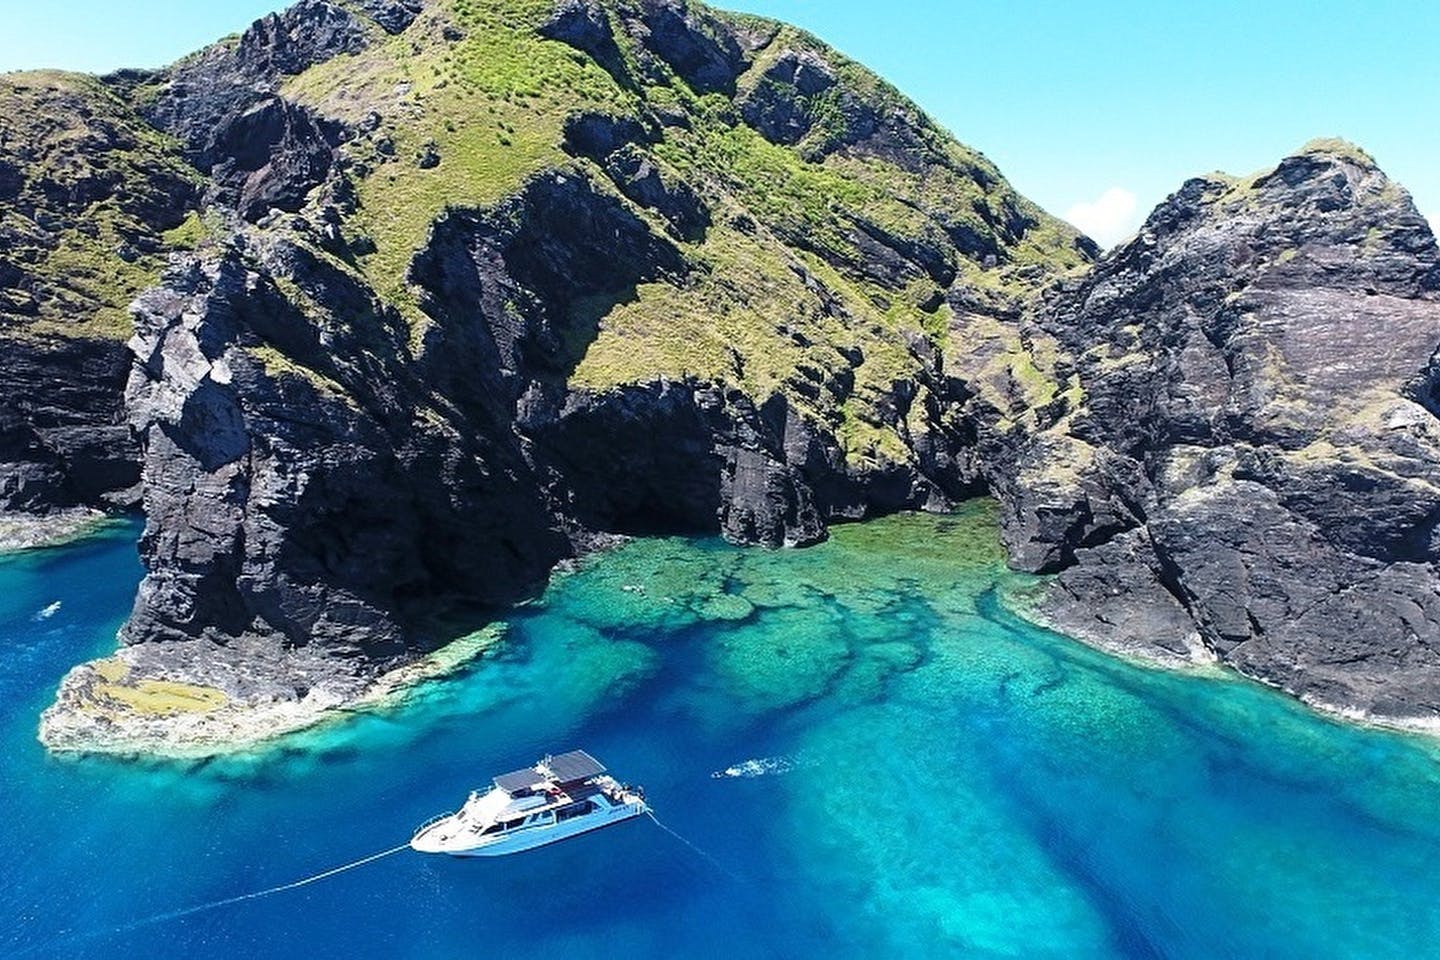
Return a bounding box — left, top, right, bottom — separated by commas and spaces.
13, 798, 734, 956
9, 842, 411, 959
644, 809, 737, 879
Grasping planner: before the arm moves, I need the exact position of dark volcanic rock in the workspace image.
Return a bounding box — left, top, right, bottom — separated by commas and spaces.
738, 49, 837, 146
207, 97, 340, 220
530, 381, 833, 548
125, 0, 417, 225
601, 147, 711, 242
619, 0, 756, 95
353, 0, 424, 34
410, 170, 688, 397
137, 0, 416, 222
533, 380, 726, 535
1008, 141, 1440, 721
558, 113, 707, 241
0, 336, 140, 511
542, 0, 780, 99
123, 242, 568, 674
734, 41, 951, 174
142, 0, 372, 156
540, 0, 628, 81
561, 112, 655, 161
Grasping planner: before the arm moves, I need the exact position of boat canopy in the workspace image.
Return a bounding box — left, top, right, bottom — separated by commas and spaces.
493, 750, 608, 794
544, 750, 606, 784
494, 767, 549, 794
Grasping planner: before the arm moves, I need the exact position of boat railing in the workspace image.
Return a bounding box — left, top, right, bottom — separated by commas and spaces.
412, 811, 456, 837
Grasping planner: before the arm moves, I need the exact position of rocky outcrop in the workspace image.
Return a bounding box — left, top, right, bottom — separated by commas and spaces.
627, 0, 753, 95
142, 2, 364, 155
123, 237, 566, 669
411, 171, 689, 395
0, 72, 200, 520
1002, 141, 1440, 724
539, 0, 628, 81
532, 382, 839, 548
20, 0, 1440, 753
354, 0, 425, 33
206, 96, 344, 221
0, 336, 140, 511
140, 0, 420, 223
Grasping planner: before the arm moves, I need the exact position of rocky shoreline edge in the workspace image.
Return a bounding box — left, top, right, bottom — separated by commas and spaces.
41, 550, 1440, 762
1013, 587, 1440, 740
38, 625, 505, 760
0, 508, 117, 553
34, 527, 626, 761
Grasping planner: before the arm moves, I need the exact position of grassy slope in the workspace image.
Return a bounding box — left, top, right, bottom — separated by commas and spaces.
286, 0, 625, 342
0, 71, 202, 340
283, 0, 1091, 464
0, 0, 1090, 461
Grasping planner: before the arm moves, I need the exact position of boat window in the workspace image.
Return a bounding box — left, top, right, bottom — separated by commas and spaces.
502, 818, 525, 831
555, 800, 596, 822
481, 823, 502, 835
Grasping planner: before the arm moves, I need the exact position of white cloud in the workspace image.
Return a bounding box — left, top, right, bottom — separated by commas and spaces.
1065, 187, 1141, 250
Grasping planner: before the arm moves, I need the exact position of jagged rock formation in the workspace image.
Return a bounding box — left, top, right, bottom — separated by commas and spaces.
15, 0, 1091, 751
0, 72, 200, 516
1001, 142, 1440, 723
3, 0, 1437, 752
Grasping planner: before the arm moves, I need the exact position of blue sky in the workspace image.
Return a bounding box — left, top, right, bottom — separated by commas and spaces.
0, 0, 1435, 245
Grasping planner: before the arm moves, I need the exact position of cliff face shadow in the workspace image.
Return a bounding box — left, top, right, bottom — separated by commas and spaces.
532, 380, 726, 538
411, 170, 688, 415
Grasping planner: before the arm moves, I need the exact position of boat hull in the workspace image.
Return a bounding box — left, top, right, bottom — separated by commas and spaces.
412, 798, 647, 857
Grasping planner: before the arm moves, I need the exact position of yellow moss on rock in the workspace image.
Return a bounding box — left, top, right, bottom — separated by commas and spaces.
91, 657, 130, 682
92, 679, 229, 716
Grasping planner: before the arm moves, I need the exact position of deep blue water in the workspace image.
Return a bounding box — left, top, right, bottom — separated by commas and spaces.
5, 505, 1440, 959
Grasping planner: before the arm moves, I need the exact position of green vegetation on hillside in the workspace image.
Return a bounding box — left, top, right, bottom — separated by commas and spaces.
281, 0, 1090, 462
286, 0, 637, 343
0, 71, 202, 340
1, 0, 1091, 466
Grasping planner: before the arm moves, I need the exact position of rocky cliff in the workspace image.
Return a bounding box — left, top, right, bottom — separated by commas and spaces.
0, 72, 200, 522
1001, 141, 1440, 725
4, 0, 1438, 753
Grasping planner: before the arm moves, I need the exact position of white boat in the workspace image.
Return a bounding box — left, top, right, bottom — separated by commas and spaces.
410, 750, 648, 857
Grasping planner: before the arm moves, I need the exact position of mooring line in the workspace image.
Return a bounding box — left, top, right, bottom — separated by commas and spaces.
12, 802, 737, 956
645, 809, 737, 879
9, 842, 410, 959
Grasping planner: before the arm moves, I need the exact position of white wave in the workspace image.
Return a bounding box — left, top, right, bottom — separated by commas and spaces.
33, 601, 62, 621
711, 756, 796, 779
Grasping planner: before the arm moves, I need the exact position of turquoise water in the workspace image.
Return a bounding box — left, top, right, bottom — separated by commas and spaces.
5, 505, 1440, 958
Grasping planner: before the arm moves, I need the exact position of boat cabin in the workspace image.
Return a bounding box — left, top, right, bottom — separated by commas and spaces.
494, 750, 608, 796
464, 750, 615, 835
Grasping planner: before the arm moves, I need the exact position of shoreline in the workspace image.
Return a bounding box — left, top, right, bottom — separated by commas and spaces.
34, 508, 1440, 759
0, 508, 119, 554
38, 625, 505, 760
34, 527, 637, 762
1004, 583, 1440, 742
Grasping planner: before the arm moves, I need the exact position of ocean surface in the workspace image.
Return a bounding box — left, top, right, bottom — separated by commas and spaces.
5, 504, 1440, 959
